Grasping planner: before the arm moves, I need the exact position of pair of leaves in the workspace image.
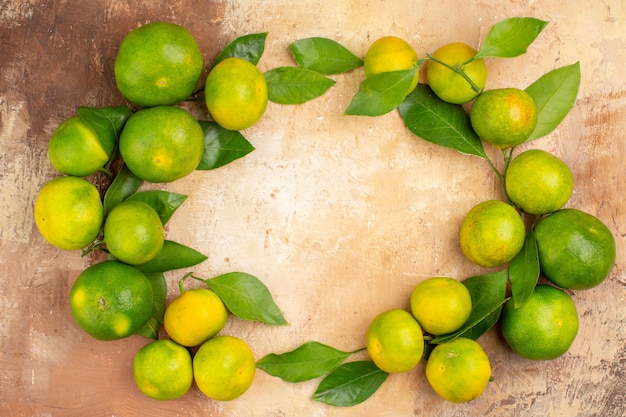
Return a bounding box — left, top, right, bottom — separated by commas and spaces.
266, 37, 366, 104
212, 32, 343, 105
257, 342, 385, 407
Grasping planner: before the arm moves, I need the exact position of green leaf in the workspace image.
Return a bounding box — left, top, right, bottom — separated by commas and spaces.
265, 67, 336, 104
213, 32, 268, 66
125, 190, 188, 225
313, 361, 388, 407
475, 17, 548, 59
77, 106, 133, 158
289, 37, 363, 74
398, 83, 487, 158
205, 272, 287, 325
196, 121, 255, 170
345, 69, 418, 116
135, 240, 208, 274
257, 341, 354, 382
432, 269, 508, 344
102, 164, 143, 216
525, 62, 581, 141
508, 230, 540, 308
133, 272, 167, 339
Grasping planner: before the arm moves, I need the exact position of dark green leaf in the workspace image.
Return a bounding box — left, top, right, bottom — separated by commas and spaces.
265, 66, 335, 104
525, 62, 581, 141
213, 32, 268, 66
475, 17, 548, 59
146, 272, 167, 322
77, 106, 132, 158
135, 240, 208, 274
133, 272, 165, 339
345, 69, 417, 116
257, 341, 353, 382
205, 272, 287, 325
398, 83, 487, 158
509, 230, 540, 308
125, 190, 188, 225
196, 121, 255, 170
313, 361, 388, 407
102, 164, 143, 216
432, 269, 508, 343
289, 37, 363, 74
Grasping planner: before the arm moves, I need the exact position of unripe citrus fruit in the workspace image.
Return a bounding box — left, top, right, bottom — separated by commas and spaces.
69, 260, 154, 341
459, 200, 525, 268
470, 88, 538, 149
114, 21, 203, 107
193, 335, 256, 401
34, 176, 104, 250
366, 309, 424, 373
425, 337, 491, 403
426, 42, 487, 104
103, 200, 164, 265
364, 36, 420, 94
163, 288, 228, 347
119, 105, 205, 183
534, 209, 616, 290
204, 57, 268, 131
505, 149, 574, 214
48, 115, 115, 177
410, 277, 472, 335
501, 284, 579, 360
133, 339, 193, 400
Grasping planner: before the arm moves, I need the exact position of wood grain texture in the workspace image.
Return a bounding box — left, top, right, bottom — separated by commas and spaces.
1, 0, 624, 416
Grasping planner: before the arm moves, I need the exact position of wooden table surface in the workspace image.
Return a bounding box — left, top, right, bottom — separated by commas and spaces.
1, 1, 624, 416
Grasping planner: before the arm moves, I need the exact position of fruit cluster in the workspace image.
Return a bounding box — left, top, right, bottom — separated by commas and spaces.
32, 17, 617, 407
257, 17, 616, 406
34, 21, 285, 401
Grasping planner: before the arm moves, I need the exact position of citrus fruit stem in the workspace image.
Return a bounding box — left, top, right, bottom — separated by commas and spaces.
80, 237, 105, 257
425, 54, 482, 93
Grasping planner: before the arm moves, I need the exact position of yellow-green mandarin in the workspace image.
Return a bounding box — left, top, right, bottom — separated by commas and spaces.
204, 57, 268, 131
69, 261, 154, 341
48, 115, 113, 177
193, 336, 256, 401
133, 340, 193, 400
534, 209, 616, 289
470, 88, 538, 149
427, 42, 487, 104
425, 338, 491, 403
34, 176, 104, 250
164, 288, 228, 347
505, 149, 574, 214
366, 309, 424, 373
410, 277, 472, 335
459, 200, 525, 268
104, 200, 164, 265
114, 21, 203, 107
364, 36, 420, 94
119, 106, 205, 183
501, 284, 579, 360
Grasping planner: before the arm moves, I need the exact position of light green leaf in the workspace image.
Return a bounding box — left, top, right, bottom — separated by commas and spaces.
265, 66, 335, 104
289, 37, 363, 74
525, 62, 581, 141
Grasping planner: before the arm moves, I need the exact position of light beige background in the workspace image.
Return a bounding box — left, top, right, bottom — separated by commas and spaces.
1, 1, 624, 416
